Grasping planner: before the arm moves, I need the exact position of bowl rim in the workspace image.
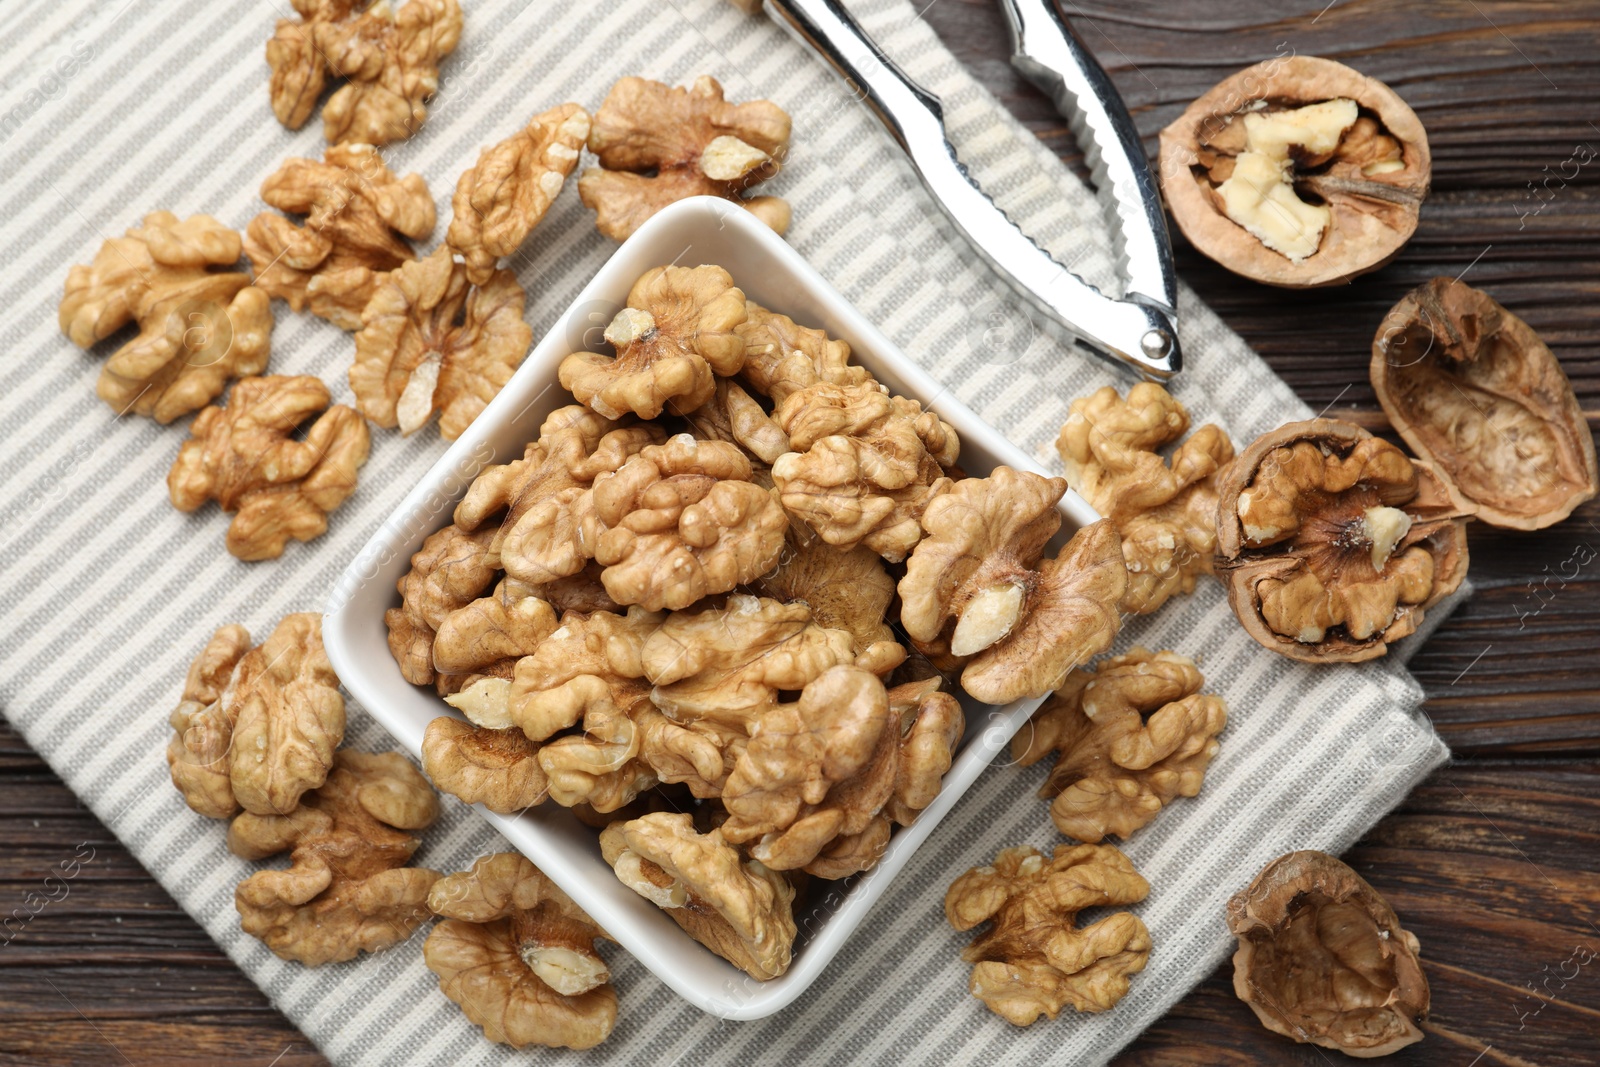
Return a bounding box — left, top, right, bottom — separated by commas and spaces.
323, 196, 1099, 1019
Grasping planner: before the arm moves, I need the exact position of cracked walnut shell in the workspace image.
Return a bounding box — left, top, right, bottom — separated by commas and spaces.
1058, 383, 1234, 614
1013, 649, 1226, 842
1229, 850, 1428, 1058
560, 264, 748, 421
245, 143, 435, 330
167, 613, 344, 820
946, 844, 1151, 1025
228, 749, 441, 965
1373, 276, 1598, 530
60, 211, 272, 422
591, 435, 788, 611
168, 375, 370, 561
425, 852, 616, 1049
1159, 56, 1429, 286
447, 104, 591, 285
579, 75, 791, 241
772, 380, 959, 562
352, 245, 532, 438
1216, 419, 1469, 663
601, 812, 797, 980
267, 0, 462, 146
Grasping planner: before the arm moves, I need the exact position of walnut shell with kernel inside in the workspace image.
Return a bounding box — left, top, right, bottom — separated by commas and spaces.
1159, 56, 1430, 287
1215, 419, 1468, 663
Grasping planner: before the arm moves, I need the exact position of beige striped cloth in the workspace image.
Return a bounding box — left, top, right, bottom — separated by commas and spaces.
0, 0, 1458, 1062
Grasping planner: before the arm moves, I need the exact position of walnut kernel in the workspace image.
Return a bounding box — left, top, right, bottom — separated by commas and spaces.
579, 76, 791, 240
60, 211, 271, 422
168, 375, 370, 561
946, 844, 1151, 1025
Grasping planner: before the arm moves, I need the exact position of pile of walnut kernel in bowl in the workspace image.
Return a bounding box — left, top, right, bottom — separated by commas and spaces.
385, 259, 1155, 996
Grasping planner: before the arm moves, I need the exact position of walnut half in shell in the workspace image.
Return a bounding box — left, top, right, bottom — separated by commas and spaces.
1215, 419, 1468, 663
1229, 850, 1429, 1058
1372, 276, 1598, 530
1159, 56, 1429, 287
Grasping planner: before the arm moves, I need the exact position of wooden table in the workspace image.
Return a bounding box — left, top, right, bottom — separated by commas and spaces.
4, 2, 1597, 1063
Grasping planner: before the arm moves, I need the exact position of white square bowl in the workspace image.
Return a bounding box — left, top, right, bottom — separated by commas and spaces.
323, 196, 1099, 1020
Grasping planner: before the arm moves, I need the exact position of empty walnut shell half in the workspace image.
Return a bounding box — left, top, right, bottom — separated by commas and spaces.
1373, 276, 1598, 530
1228, 850, 1428, 1058
1159, 56, 1430, 287
1215, 419, 1469, 663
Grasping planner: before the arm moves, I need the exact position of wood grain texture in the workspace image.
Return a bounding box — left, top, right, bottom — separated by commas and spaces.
3, 2, 1598, 1064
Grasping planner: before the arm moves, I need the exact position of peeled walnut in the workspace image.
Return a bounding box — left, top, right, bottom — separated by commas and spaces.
883, 678, 965, 827
1216, 419, 1469, 663
245, 144, 435, 329
590, 436, 788, 611
1229, 851, 1428, 1057
1058, 383, 1235, 614
1159, 56, 1429, 286
533, 563, 623, 615
167, 613, 344, 820
166, 624, 255, 819
579, 76, 791, 241
168, 375, 370, 561
421, 717, 549, 814
1013, 648, 1226, 842
559, 265, 748, 421
678, 377, 792, 466
59, 211, 271, 422
600, 812, 797, 980
453, 406, 661, 585
385, 524, 499, 687
267, 0, 462, 146
447, 103, 591, 285
352, 245, 532, 438
946, 844, 1151, 1025
1373, 277, 1598, 530
720, 666, 894, 873
771, 381, 959, 561
537, 700, 660, 814
425, 852, 616, 1050
755, 527, 906, 677
431, 578, 558, 675
635, 705, 749, 799
448, 606, 661, 743
228, 750, 440, 965
736, 302, 870, 405
641, 594, 864, 726
908, 510, 1127, 707
899, 466, 1067, 658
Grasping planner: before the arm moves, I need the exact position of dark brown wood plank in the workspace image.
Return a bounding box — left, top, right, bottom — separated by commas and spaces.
0, 719, 323, 1067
